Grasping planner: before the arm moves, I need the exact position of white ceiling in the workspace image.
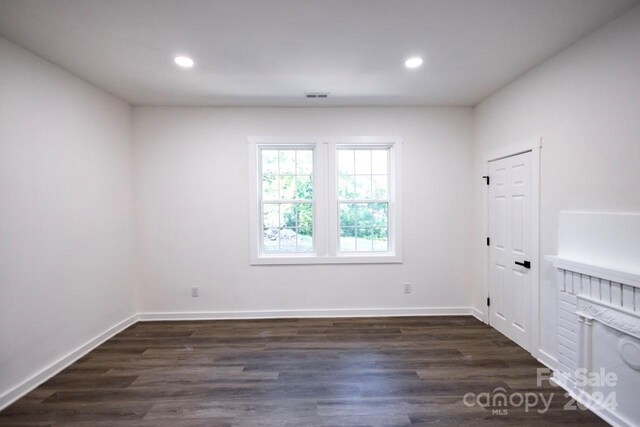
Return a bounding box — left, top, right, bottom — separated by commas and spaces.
0, 0, 637, 106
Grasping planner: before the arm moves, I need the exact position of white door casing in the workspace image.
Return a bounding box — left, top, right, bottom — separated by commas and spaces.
488, 151, 532, 350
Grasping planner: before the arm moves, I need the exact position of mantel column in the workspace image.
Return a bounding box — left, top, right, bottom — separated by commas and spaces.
577, 314, 594, 395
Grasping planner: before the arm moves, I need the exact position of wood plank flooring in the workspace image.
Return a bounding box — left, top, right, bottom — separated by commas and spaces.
0, 316, 605, 426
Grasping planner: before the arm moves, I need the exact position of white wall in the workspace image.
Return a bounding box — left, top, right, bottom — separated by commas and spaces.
472, 6, 640, 362
133, 107, 474, 316
0, 38, 138, 404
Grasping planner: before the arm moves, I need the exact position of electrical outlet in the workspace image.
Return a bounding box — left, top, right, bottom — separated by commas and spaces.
191, 286, 199, 297
403, 283, 411, 294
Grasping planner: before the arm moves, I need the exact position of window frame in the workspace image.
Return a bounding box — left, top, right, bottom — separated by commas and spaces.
249, 136, 403, 265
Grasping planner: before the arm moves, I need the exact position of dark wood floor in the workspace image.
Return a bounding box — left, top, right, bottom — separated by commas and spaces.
0, 316, 605, 426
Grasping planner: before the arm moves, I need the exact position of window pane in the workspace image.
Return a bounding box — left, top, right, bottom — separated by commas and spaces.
371, 149, 388, 174
262, 202, 314, 254
338, 175, 355, 199
297, 203, 313, 230
339, 203, 356, 227
297, 224, 313, 252
354, 150, 371, 174
340, 227, 356, 251
297, 150, 313, 174
356, 227, 374, 251
279, 150, 296, 174
338, 203, 388, 253
297, 236, 313, 252
263, 227, 280, 252
296, 175, 313, 200
370, 203, 388, 227
262, 150, 278, 173
338, 149, 389, 201
279, 174, 296, 199
372, 227, 389, 251
279, 228, 297, 252
356, 203, 373, 227
372, 175, 388, 199
263, 204, 279, 227
279, 204, 296, 228
338, 201, 389, 253
338, 150, 354, 174
355, 175, 372, 199
262, 173, 279, 199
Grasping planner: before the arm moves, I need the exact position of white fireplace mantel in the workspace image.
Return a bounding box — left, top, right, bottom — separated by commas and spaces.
548, 212, 640, 427
548, 256, 640, 290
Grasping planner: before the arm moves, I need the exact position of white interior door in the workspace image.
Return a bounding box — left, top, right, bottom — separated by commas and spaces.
488, 151, 532, 350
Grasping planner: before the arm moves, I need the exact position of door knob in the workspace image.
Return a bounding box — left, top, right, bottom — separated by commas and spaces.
515, 260, 531, 269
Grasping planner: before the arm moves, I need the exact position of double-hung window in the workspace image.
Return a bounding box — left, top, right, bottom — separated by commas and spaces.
249, 137, 402, 264
337, 148, 390, 252
260, 147, 314, 253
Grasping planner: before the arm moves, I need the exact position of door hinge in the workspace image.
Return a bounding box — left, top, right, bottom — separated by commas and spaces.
482, 175, 490, 185
487, 297, 490, 307
486, 237, 490, 246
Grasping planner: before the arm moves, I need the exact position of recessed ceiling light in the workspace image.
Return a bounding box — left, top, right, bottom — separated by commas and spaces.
174, 56, 194, 68
405, 57, 423, 69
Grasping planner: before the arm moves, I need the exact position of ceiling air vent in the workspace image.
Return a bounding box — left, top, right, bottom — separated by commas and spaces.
305, 92, 329, 99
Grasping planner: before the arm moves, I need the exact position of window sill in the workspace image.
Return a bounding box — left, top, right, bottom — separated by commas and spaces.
250, 253, 403, 265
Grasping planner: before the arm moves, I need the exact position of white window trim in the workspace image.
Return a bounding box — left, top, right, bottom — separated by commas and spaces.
248, 136, 403, 265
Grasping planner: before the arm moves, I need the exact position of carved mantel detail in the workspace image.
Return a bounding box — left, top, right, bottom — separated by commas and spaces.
618, 337, 640, 371
577, 296, 640, 340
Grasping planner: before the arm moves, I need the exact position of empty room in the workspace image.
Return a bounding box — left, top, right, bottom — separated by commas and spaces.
1, 0, 639, 425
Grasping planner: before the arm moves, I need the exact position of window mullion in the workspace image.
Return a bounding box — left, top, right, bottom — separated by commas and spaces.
324, 142, 337, 257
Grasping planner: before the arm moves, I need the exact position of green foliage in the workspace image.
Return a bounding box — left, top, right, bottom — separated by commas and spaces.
281, 203, 313, 236
278, 174, 313, 236
339, 203, 388, 239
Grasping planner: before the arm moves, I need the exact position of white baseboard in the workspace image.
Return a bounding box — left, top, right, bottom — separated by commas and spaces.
551, 372, 634, 427
137, 306, 474, 321
0, 314, 138, 411
536, 348, 559, 371
471, 307, 485, 323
